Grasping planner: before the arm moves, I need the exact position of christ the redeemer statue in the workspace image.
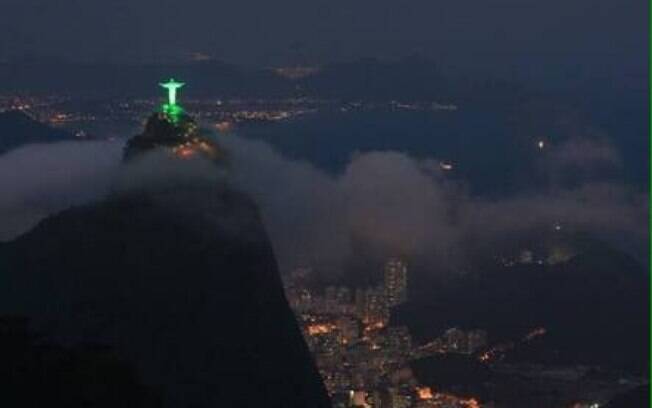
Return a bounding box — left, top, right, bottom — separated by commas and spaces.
160, 78, 185, 106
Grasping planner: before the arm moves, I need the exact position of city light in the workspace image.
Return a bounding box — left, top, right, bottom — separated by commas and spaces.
416, 386, 434, 400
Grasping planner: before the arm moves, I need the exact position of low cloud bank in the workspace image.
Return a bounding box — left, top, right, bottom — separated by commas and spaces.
0, 140, 123, 240
0, 133, 646, 272
220, 134, 647, 272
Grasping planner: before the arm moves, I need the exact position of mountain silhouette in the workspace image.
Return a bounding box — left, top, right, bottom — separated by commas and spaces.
0, 316, 162, 407
0, 112, 330, 407
0, 110, 75, 153
0, 60, 292, 97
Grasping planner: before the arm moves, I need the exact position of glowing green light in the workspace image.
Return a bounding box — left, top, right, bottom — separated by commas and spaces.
160, 78, 184, 106
159, 78, 185, 122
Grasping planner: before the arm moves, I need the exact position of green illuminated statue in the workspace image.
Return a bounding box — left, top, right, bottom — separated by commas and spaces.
161, 78, 184, 105
160, 78, 185, 121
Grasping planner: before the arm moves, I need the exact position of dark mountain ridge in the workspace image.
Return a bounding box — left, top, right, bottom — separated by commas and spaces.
0, 110, 75, 153
0, 110, 331, 407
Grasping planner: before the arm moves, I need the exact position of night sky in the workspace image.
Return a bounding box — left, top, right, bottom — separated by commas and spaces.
0, 0, 646, 72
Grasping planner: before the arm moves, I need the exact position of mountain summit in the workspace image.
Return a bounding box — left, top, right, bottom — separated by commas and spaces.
0, 82, 330, 407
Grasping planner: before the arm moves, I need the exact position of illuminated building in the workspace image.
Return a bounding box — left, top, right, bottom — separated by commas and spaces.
416, 386, 434, 400
349, 390, 371, 408
384, 258, 408, 307
384, 387, 411, 408
357, 287, 389, 326
337, 316, 360, 344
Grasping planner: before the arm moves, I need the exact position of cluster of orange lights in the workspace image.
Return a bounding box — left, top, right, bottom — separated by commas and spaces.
171, 139, 217, 160
174, 146, 195, 159
49, 113, 70, 124
306, 323, 337, 336
363, 321, 386, 333
416, 386, 480, 407
461, 398, 481, 408
214, 121, 233, 133
417, 386, 434, 400
477, 342, 511, 364
479, 327, 547, 364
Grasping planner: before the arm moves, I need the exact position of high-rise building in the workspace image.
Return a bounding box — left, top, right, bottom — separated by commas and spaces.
364, 287, 389, 326
355, 287, 389, 326
384, 258, 408, 307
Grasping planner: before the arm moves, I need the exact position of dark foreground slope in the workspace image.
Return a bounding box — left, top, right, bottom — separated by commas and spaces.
0, 183, 330, 407
0, 316, 162, 407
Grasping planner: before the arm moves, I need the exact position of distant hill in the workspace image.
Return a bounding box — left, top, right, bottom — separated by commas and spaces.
0, 60, 293, 97
0, 56, 520, 102
300, 56, 453, 100
0, 110, 75, 153
396, 243, 649, 374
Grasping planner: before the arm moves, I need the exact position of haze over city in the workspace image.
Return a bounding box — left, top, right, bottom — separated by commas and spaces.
0, 0, 648, 407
